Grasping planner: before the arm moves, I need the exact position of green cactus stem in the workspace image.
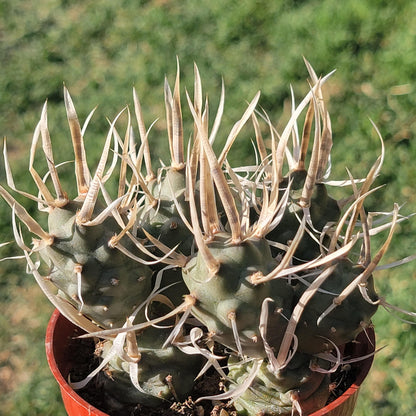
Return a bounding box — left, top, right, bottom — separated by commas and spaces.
227, 355, 331, 416
40, 200, 153, 328
98, 325, 203, 408
183, 233, 294, 357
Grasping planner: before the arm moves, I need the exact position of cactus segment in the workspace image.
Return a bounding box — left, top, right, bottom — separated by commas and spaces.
139, 168, 195, 257
98, 326, 203, 408
183, 233, 294, 357
40, 201, 153, 328
227, 355, 331, 415
293, 259, 378, 354
266, 169, 341, 263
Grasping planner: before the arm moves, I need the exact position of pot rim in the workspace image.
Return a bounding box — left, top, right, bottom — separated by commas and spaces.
45, 309, 108, 416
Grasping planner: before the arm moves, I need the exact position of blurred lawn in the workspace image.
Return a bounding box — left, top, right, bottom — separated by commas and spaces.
1, 0, 415, 415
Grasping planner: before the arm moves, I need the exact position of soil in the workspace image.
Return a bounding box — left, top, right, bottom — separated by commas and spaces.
67, 334, 358, 416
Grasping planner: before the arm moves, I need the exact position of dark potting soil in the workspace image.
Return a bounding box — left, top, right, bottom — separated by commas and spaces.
67, 333, 358, 416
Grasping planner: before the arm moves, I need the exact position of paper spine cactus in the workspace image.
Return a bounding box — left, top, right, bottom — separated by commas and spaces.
0, 59, 410, 415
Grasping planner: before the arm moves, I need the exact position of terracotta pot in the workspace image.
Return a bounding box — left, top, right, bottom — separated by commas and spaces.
45, 309, 375, 416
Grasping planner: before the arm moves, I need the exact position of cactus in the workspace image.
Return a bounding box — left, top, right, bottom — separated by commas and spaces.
1, 59, 413, 415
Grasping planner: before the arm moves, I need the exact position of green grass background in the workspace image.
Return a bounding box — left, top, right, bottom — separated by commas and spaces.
1, 1, 415, 415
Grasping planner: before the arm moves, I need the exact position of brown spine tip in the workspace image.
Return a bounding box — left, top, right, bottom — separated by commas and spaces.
63, 86, 91, 196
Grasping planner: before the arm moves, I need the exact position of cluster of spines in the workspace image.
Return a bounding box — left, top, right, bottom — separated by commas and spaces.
0, 60, 407, 415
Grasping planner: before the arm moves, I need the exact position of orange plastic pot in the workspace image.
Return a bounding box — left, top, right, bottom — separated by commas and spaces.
45, 309, 107, 416
45, 309, 375, 416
